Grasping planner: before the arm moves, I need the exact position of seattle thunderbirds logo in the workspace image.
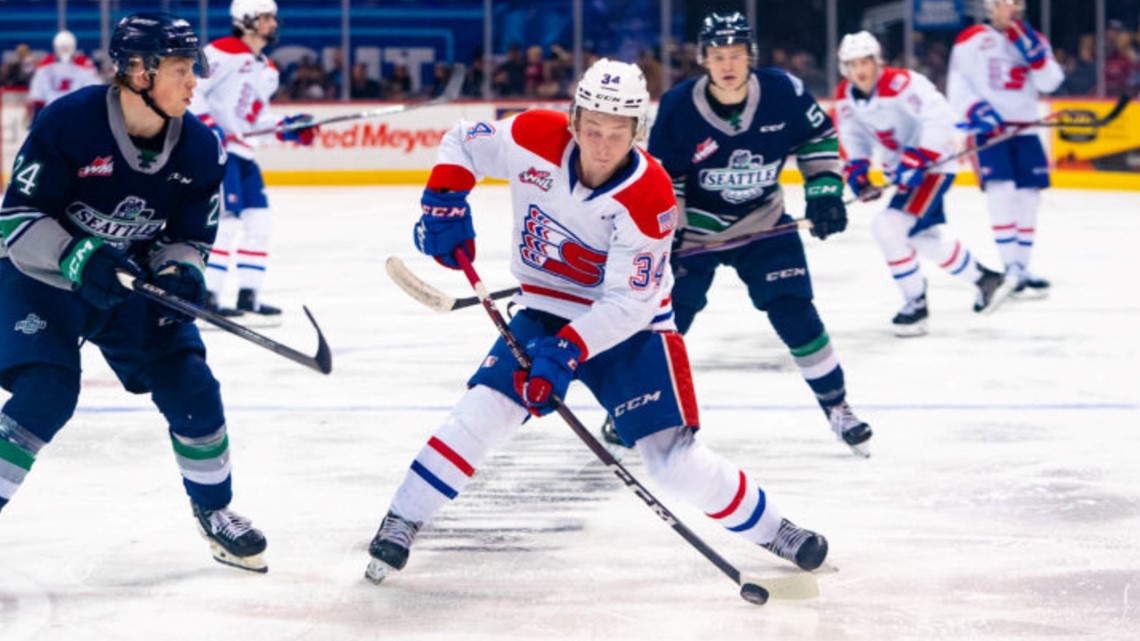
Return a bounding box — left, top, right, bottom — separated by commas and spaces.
698, 149, 782, 204
66, 195, 162, 248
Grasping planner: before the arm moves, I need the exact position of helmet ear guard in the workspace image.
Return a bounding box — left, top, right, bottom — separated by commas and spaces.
570, 58, 650, 142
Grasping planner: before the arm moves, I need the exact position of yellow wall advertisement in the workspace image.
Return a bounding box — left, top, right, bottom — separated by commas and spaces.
1052, 99, 1140, 174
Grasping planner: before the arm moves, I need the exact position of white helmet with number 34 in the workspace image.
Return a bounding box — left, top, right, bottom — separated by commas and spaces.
571, 58, 650, 141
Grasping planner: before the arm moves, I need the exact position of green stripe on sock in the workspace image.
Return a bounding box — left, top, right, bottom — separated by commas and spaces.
171, 434, 229, 461
0, 438, 35, 471
790, 331, 830, 358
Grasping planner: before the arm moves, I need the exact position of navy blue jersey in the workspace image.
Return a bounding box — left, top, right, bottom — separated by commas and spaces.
648, 69, 841, 248
0, 85, 224, 289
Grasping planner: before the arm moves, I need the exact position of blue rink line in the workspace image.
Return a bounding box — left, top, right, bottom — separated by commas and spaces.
73, 402, 1139, 414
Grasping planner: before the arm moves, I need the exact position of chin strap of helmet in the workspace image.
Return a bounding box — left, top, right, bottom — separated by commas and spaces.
124, 70, 172, 121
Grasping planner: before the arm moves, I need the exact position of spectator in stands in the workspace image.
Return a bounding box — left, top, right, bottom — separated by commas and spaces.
288, 55, 328, 100
463, 47, 486, 97
383, 63, 412, 100
638, 48, 664, 98
350, 61, 381, 99
493, 44, 526, 96
788, 50, 827, 96
1, 43, 36, 88
427, 62, 456, 98
523, 45, 545, 96
1105, 19, 1139, 96
1059, 33, 1097, 96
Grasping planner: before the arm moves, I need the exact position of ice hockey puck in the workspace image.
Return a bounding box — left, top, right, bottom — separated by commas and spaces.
739, 582, 768, 605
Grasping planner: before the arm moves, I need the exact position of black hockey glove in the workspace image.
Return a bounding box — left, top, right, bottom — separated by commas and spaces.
152, 261, 207, 323
59, 237, 142, 309
804, 176, 847, 240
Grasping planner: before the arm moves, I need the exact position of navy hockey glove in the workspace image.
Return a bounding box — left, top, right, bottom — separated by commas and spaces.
512, 335, 582, 417
1006, 19, 1047, 68
414, 189, 476, 270
804, 175, 847, 240
152, 261, 207, 323
958, 101, 1005, 135
844, 159, 880, 202
278, 114, 320, 146
59, 237, 143, 310
893, 147, 939, 189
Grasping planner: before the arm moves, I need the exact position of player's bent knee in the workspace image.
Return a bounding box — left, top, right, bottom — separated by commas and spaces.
148, 351, 224, 436
765, 296, 824, 347
1, 364, 80, 444
440, 385, 529, 453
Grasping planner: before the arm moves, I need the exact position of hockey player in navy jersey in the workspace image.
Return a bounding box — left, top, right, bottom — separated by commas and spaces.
365, 59, 829, 587
0, 13, 267, 572
612, 12, 871, 455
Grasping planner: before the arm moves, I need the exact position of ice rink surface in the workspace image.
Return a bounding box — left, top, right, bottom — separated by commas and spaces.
2, 185, 1138, 640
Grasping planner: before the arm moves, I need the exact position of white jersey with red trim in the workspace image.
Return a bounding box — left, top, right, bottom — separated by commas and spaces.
28, 54, 101, 109
947, 23, 1063, 123
835, 67, 957, 172
188, 36, 280, 160
430, 109, 679, 360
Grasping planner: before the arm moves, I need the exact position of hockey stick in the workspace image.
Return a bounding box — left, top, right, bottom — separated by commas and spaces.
446, 248, 773, 606
673, 219, 812, 259
844, 94, 1131, 206
242, 63, 467, 138
385, 256, 515, 312
116, 273, 333, 375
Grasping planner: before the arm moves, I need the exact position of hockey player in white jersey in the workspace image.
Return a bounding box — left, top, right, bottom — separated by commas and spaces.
189, 0, 319, 317
948, 0, 1063, 299
365, 59, 829, 588
835, 31, 1014, 336
27, 30, 102, 121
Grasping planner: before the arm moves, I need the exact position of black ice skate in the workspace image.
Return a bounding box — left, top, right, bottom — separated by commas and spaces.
892, 293, 929, 337
598, 414, 632, 453
826, 400, 872, 457
761, 518, 829, 572
1012, 272, 1050, 300
204, 291, 244, 317
237, 288, 282, 316
365, 510, 422, 584
973, 266, 1016, 314
191, 500, 267, 572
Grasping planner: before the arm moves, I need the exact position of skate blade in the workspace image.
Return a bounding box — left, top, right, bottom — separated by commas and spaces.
892, 321, 928, 338
208, 543, 268, 573
365, 558, 397, 584
1011, 287, 1049, 301
846, 441, 871, 458
978, 278, 1018, 315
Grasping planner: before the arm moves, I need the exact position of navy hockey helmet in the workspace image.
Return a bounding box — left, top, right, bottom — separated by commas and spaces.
110, 12, 208, 80
698, 11, 758, 63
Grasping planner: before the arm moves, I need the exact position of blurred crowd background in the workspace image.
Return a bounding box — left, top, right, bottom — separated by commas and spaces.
1, 0, 1136, 102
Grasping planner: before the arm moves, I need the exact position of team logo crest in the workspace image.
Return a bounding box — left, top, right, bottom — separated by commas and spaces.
692, 137, 719, 163
519, 204, 607, 287
66, 196, 161, 246
519, 167, 553, 191
14, 313, 47, 335
698, 149, 782, 205
77, 156, 114, 178
464, 121, 495, 141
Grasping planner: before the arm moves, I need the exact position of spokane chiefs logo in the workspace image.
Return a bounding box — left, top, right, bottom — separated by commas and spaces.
66, 195, 162, 247
698, 149, 782, 205
519, 205, 607, 287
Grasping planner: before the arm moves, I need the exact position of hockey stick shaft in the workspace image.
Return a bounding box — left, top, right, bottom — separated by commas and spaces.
449, 249, 766, 601
117, 273, 333, 374
242, 63, 468, 138
385, 256, 515, 312
1005, 93, 1130, 128
673, 219, 810, 259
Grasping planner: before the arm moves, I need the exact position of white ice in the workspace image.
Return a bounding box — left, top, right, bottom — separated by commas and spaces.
1, 185, 1138, 641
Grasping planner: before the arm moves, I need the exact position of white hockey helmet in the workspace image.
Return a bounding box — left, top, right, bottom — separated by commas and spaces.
571, 58, 650, 140
231, 0, 278, 30
53, 30, 77, 63
837, 31, 882, 78
983, 0, 1026, 16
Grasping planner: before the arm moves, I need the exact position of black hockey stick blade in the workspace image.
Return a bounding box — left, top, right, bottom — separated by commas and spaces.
386, 256, 515, 312
118, 273, 332, 374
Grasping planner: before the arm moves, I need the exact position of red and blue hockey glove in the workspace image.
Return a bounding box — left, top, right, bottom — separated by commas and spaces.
513, 335, 582, 417
1006, 19, 1047, 69
59, 237, 143, 309
844, 158, 880, 202
958, 101, 1005, 135
152, 261, 207, 323
277, 114, 320, 146
804, 175, 847, 240
893, 147, 940, 189
414, 189, 476, 270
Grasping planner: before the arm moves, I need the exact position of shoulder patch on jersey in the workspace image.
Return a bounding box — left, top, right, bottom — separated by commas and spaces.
464, 121, 495, 141
877, 68, 911, 98
612, 152, 678, 241
512, 109, 573, 166
211, 37, 252, 55
955, 24, 989, 45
